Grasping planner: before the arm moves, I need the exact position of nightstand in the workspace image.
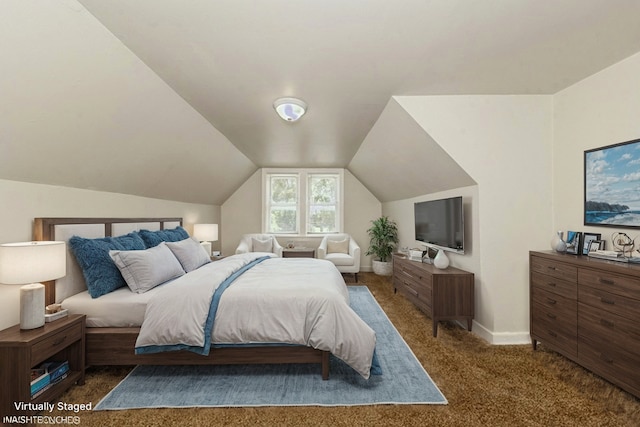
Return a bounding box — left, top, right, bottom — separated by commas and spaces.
0, 314, 85, 417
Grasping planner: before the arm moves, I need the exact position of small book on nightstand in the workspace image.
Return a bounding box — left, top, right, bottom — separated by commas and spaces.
30, 368, 50, 397
45, 309, 68, 322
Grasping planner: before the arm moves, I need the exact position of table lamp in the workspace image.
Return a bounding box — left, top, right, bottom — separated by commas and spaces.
193, 224, 218, 256
0, 241, 66, 329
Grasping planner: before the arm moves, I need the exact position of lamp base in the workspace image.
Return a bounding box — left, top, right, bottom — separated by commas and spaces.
200, 241, 212, 256
20, 283, 45, 330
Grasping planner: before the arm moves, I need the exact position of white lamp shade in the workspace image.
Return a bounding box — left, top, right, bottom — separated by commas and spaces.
0, 241, 66, 285
193, 224, 219, 242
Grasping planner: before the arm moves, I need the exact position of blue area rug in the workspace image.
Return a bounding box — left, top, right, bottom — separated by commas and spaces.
95, 286, 447, 408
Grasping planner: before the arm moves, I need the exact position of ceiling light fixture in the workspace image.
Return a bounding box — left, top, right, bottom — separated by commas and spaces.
273, 97, 307, 122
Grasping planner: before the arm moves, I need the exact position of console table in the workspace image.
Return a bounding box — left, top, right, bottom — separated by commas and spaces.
283, 248, 315, 258
392, 254, 474, 336
530, 250, 640, 398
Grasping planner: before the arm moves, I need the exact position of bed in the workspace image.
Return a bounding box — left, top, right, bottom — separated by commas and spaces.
33, 217, 376, 380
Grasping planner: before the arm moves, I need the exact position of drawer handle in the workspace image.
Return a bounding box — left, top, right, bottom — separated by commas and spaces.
546, 298, 557, 305
547, 266, 557, 271
600, 298, 615, 305
548, 331, 557, 337
546, 313, 556, 319
52, 335, 67, 346
547, 282, 557, 287
405, 286, 418, 297
600, 354, 614, 364
599, 278, 614, 285
600, 319, 615, 328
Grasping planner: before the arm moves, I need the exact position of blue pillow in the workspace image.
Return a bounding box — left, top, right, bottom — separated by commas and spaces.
138, 226, 190, 248
69, 232, 146, 298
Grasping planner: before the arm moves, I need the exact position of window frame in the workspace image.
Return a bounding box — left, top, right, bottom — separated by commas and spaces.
262, 168, 344, 236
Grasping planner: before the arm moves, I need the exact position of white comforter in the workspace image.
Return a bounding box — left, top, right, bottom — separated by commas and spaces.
135, 252, 377, 378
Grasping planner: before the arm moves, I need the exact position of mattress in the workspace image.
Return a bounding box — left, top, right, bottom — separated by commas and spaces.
62, 286, 150, 327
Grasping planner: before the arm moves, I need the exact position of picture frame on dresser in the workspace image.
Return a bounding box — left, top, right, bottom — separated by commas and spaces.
587, 240, 605, 254
582, 232, 601, 255
565, 231, 582, 255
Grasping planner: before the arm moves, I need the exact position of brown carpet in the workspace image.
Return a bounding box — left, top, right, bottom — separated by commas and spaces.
46, 273, 639, 426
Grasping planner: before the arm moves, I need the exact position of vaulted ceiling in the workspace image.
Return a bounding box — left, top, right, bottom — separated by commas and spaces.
2, 1, 640, 204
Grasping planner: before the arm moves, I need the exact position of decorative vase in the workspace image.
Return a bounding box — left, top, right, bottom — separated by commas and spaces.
433, 250, 450, 269
551, 231, 567, 253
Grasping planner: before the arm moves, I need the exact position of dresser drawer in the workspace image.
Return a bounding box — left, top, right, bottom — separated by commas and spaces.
31, 322, 83, 364
397, 259, 433, 284
531, 302, 577, 358
579, 335, 640, 397
579, 269, 640, 300
578, 302, 640, 348
397, 267, 432, 291
396, 275, 432, 308
578, 285, 640, 320
531, 285, 577, 313
531, 271, 577, 300
530, 256, 577, 282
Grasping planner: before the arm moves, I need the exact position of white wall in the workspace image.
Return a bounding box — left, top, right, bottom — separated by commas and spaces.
221, 169, 381, 269
0, 179, 219, 330
395, 96, 554, 343
554, 52, 640, 244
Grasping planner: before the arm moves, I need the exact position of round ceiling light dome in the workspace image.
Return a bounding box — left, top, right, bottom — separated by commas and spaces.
273, 97, 307, 122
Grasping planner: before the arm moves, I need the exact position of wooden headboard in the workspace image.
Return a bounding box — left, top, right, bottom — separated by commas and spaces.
33, 217, 183, 305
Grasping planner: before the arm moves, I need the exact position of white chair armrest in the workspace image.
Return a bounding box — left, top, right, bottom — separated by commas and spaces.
317, 237, 329, 259
272, 238, 283, 257
348, 238, 361, 258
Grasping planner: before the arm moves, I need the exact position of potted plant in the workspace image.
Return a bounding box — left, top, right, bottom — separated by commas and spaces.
365, 216, 399, 276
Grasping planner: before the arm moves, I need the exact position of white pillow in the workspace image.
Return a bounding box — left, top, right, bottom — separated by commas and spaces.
327, 238, 350, 254
252, 237, 273, 253
165, 237, 211, 272
109, 242, 185, 293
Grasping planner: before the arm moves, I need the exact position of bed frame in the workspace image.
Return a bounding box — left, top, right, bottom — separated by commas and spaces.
33, 217, 330, 380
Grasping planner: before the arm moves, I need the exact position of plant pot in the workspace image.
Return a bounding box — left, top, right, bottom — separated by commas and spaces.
372, 260, 393, 276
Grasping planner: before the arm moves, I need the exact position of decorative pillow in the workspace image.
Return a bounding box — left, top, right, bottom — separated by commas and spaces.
252, 237, 273, 253
109, 242, 185, 294
327, 238, 350, 254
165, 237, 211, 272
138, 226, 190, 248
69, 232, 146, 298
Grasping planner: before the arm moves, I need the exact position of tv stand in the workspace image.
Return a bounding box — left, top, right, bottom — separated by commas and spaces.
392, 254, 475, 336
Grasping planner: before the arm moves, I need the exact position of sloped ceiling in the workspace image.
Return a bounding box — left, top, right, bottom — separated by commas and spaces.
2, 1, 640, 204
349, 99, 476, 202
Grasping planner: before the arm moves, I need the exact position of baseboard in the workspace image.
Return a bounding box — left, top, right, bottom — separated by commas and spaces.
468, 321, 531, 345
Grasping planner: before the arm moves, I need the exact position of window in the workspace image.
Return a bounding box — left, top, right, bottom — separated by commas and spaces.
263, 169, 343, 235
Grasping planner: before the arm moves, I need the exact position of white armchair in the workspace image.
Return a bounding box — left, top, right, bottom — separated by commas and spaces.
236, 234, 283, 257
317, 233, 360, 282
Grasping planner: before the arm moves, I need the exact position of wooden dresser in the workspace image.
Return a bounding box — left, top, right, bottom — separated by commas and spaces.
392, 254, 474, 336
530, 250, 640, 398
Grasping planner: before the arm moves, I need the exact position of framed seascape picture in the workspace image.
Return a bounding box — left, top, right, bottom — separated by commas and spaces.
565, 231, 582, 255
584, 138, 640, 228
582, 232, 602, 255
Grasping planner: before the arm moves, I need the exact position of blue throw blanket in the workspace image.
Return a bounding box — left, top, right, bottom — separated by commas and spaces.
135, 255, 270, 355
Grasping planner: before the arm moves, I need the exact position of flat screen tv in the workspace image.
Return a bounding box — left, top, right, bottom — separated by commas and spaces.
414, 196, 465, 253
